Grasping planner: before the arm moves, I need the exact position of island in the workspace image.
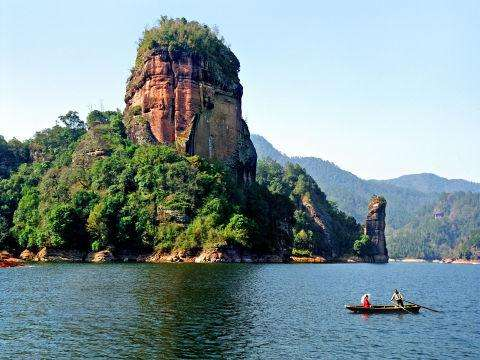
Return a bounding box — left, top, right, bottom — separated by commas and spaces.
0, 17, 387, 265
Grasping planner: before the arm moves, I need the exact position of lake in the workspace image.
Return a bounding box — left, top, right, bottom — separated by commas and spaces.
0, 263, 478, 359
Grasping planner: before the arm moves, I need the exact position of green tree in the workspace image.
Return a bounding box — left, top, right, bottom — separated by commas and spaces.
354, 234, 373, 257
12, 188, 41, 248
58, 111, 86, 131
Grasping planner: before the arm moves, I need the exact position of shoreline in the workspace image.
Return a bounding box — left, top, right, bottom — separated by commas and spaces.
1, 248, 479, 266
390, 258, 480, 265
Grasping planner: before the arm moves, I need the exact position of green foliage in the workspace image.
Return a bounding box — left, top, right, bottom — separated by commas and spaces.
28, 110, 86, 163
223, 214, 257, 248
130, 105, 142, 116
133, 17, 240, 91
387, 192, 480, 259
257, 159, 361, 257
353, 234, 373, 257
58, 111, 85, 131
12, 187, 41, 248
0, 136, 30, 179
44, 204, 77, 248
0, 114, 293, 257
251, 134, 436, 229
292, 248, 313, 257
86, 110, 109, 128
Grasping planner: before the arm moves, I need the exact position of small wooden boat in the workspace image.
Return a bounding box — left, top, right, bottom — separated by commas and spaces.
345, 304, 421, 314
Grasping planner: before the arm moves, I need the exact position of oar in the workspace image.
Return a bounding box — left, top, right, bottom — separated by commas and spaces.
391, 300, 415, 315
405, 300, 442, 313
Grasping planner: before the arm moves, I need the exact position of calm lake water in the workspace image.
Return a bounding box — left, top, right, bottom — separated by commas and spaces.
0, 263, 478, 359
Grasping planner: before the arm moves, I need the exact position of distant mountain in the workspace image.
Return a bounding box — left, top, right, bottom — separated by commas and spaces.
251, 134, 436, 229
387, 192, 480, 260
251, 134, 480, 260
376, 173, 480, 194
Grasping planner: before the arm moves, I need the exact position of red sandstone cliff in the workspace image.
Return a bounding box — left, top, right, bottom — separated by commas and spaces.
124, 49, 256, 183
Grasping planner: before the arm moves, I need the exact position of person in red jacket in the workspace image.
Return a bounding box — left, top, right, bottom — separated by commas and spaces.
361, 294, 371, 308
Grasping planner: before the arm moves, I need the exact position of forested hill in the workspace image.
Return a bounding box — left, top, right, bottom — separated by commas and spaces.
251, 134, 435, 229
252, 134, 480, 260
0, 110, 369, 262
387, 192, 480, 260
0, 112, 296, 259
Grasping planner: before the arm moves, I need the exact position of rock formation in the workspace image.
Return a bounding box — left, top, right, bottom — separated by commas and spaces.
365, 196, 389, 263
124, 48, 257, 184
299, 194, 337, 259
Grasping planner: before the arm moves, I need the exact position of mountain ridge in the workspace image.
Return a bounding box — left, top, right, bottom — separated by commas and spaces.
377, 173, 480, 194
251, 134, 479, 230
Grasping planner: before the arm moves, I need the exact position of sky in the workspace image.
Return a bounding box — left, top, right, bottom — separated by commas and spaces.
1, 0, 479, 181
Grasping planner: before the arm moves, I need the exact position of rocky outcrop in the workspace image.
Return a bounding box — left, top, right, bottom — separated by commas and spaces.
86, 250, 115, 263
19, 249, 36, 261
365, 196, 389, 263
0, 250, 24, 268
124, 49, 257, 184
300, 195, 337, 259
291, 256, 327, 263
145, 247, 284, 263
35, 247, 84, 262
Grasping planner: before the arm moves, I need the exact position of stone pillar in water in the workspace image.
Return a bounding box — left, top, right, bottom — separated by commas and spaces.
365, 195, 389, 263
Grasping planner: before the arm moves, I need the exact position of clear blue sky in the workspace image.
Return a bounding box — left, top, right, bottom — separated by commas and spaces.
1, 0, 479, 181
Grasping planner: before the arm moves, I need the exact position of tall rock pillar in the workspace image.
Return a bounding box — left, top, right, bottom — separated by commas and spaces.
365, 196, 389, 263
124, 48, 257, 184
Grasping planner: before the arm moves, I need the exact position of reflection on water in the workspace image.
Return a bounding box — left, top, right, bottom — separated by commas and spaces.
0, 263, 478, 359
131, 264, 259, 358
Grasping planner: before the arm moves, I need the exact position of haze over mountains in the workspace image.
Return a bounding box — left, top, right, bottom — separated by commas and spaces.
377, 173, 480, 194
252, 134, 480, 230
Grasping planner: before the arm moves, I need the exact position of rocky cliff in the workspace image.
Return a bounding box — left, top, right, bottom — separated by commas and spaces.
125, 44, 256, 183
365, 196, 388, 263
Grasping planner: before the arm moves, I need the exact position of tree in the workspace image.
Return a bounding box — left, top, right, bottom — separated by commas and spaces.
58, 111, 86, 131
354, 234, 373, 257
12, 188, 41, 249
86, 110, 108, 128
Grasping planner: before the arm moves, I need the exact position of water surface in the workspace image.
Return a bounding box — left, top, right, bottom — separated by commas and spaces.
0, 263, 478, 359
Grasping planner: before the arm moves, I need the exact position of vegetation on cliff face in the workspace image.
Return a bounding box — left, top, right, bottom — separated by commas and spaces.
133, 17, 240, 90
387, 192, 480, 260
0, 111, 292, 257
256, 159, 361, 258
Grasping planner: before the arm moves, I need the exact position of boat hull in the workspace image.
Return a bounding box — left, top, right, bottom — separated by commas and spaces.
345, 304, 421, 314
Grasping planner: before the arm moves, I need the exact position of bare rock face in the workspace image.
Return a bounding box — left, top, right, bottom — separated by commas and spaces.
300, 195, 337, 259
86, 250, 115, 263
124, 49, 257, 184
365, 196, 389, 263
19, 249, 36, 261
144, 247, 285, 263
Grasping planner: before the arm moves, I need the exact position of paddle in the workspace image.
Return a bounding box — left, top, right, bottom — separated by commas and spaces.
405, 300, 442, 313
390, 300, 415, 315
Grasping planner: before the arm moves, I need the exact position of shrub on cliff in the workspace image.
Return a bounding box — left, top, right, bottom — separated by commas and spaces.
134, 17, 240, 90
353, 234, 374, 257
